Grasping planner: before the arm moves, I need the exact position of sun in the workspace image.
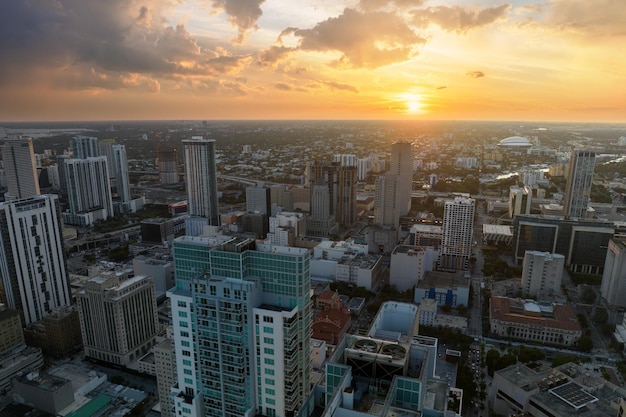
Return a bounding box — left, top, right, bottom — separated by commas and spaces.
399, 93, 426, 114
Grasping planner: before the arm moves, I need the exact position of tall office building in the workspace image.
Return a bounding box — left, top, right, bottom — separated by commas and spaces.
563, 150, 595, 218
246, 182, 271, 214
111, 144, 131, 203
64, 156, 113, 226
509, 185, 532, 219
308, 182, 338, 237
600, 239, 626, 308
440, 195, 475, 272
390, 141, 414, 215
308, 158, 357, 228
70, 135, 99, 159
168, 237, 313, 417
159, 149, 179, 184
183, 137, 219, 234
1, 137, 40, 200
374, 173, 399, 227
154, 339, 177, 417
0, 195, 71, 325
76, 272, 159, 366
521, 251, 564, 297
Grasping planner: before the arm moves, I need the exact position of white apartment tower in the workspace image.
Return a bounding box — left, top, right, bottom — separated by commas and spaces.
183, 137, 219, 233
154, 339, 177, 417
111, 144, 131, 203
563, 150, 595, 218
0, 195, 70, 325
1, 137, 40, 200
70, 135, 100, 159
64, 156, 113, 224
600, 239, 626, 308
168, 238, 313, 417
521, 251, 565, 297
76, 272, 159, 366
509, 185, 532, 219
440, 195, 475, 271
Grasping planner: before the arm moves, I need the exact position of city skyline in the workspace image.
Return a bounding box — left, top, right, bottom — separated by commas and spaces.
0, 1, 624, 123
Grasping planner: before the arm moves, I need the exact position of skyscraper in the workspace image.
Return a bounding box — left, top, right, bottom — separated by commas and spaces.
308, 157, 357, 228
440, 195, 475, 272
390, 141, 414, 215
76, 272, 159, 366
1, 137, 40, 200
64, 156, 113, 226
168, 237, 312, 417
158, 149, 179, 185
111, 144, 131, 204
183, 137, 219, 234
521, 251, 564, 297
70, 135, 99, 159
563, 149, 595, 218
246, 182, 271, 214
0, 195, 71, 325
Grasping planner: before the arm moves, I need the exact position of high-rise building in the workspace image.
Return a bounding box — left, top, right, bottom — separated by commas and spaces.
158, 149, 179, 185
246, 182, 271, 214
374, 173, 399, 227
168, 237, 313, 417
509, 185, 532, 219
70, 135, 99, 159
154, 339, 177, 417
390, 141, 414, 215
111, 144, 131, 204
0, 304, 25, 352
307, 182, 338, 237
183, 137, 219, 234
521, 251, 564, 297
308, 158, 357, 228
563, 150, 595, 218
440, 195, 475, 272
63, 156, 113, 226
76, 271, 159, 366
600, 239, 626, 308
1, 137, 40, 200
0, 195, 71, 325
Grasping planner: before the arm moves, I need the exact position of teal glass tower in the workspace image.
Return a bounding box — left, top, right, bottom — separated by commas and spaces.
168, 236, 313, 417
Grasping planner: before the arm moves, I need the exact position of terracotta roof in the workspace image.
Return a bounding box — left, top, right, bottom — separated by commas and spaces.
318, 290, 337, 300
490, 296, 581, 332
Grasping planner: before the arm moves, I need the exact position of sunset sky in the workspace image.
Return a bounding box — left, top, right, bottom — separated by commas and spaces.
0, 0, 624, 122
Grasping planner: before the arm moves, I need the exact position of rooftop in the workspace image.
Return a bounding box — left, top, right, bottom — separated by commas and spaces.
491, 296, 581, 332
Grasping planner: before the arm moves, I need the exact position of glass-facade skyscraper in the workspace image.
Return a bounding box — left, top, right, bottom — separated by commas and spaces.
183, 137, 219, 234
168, 236, 312, 417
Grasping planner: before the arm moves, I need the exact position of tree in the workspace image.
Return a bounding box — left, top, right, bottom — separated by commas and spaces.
485, 349, 500, 376
581, 287, 596, 304
576, 336, 594, 352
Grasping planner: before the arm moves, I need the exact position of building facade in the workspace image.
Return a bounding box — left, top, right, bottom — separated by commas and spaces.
76, 272, 159, 366
167, 238, 313, 417
0, 195, 71, 325
183, 137, 219, 230
1, 137, 40, 200
64, 156, 113, 225
390, 141, 414, 216
563, 150, 595, 218
154, 339, 177, 417
440, 195, 475, 272
521, 251, 565, 297
600, 239, 626, 308
70, 135, 100, 159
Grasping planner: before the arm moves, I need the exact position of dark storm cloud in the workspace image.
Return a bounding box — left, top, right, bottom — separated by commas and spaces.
212, 0, 266, 44
466, 71, 485, 78
411, 4, 510, 33
0, 0, 248, 90
280, 8, 426, 68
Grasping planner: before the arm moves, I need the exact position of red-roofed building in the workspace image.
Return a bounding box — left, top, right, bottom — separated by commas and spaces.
316, 290, 343, 310
311, 308, 351, 346
489, 296, 582, 346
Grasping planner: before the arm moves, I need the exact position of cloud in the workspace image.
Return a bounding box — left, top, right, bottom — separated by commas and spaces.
257, 46, 296, 67
546, 0, 626, 37
359, 0, 426, 11
436, 86, 447, 90
0, 0, 252, 92
283, 8, 426, 68
466, 71, 485, 78
322, 81, 359, 93
274, 83, 292, 91
411, 4, 510, 33
211, 0, 266, 44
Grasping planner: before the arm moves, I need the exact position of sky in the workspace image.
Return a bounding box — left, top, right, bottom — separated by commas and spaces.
0, 0, 625, 123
